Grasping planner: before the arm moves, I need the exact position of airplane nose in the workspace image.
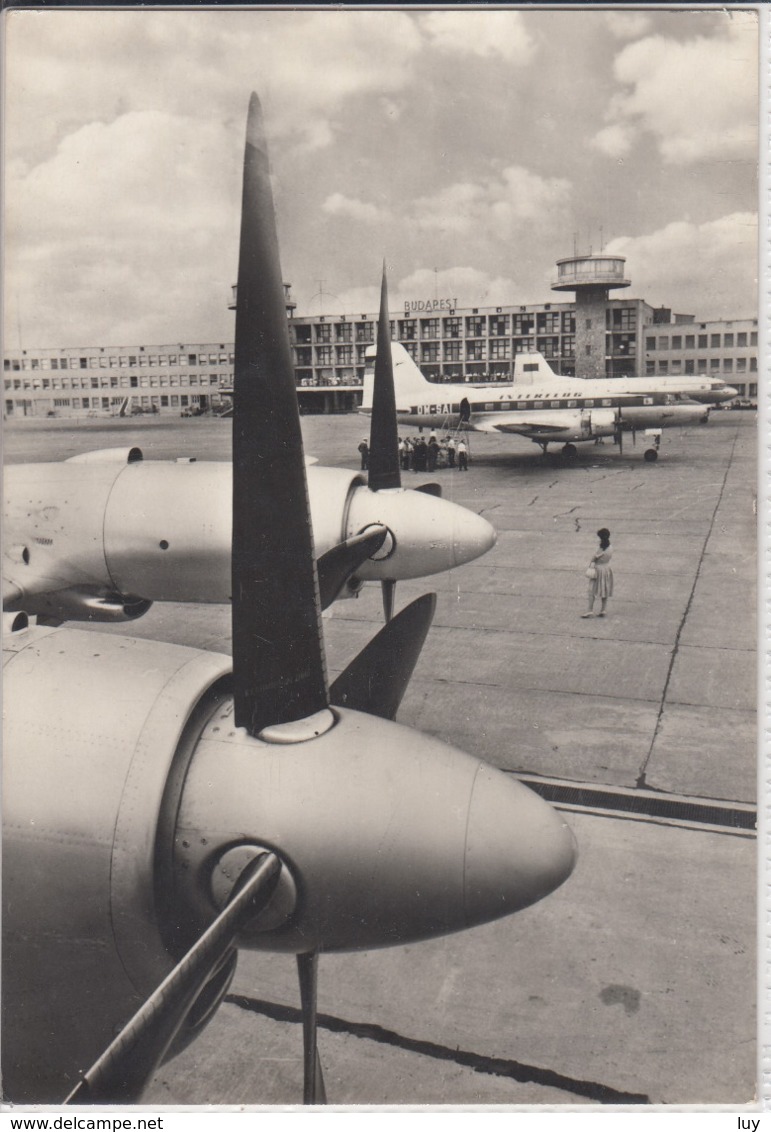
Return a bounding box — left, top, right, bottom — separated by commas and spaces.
464, 763, 577, 927
451, 505, 497, 567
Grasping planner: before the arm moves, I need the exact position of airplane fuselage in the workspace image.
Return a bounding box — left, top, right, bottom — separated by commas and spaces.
389, 383, 706, 438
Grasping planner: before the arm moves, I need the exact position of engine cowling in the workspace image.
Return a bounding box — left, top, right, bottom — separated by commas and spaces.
3, 623, 575, 1102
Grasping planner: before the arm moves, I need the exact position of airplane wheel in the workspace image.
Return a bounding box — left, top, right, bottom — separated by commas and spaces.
562, 443, 578, 459
644, 448, 658, 462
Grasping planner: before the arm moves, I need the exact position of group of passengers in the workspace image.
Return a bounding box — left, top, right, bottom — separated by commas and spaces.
399, 432, 468, 472
358, 431, 469, 472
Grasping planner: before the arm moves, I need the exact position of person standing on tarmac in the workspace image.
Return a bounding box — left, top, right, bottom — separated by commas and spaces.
358, 438, 369, 470
447, 436, 456, 468
457, 439, 468, 471
582, 528, 614, 618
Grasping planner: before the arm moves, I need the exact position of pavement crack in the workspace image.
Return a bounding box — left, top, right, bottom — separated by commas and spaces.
226, 993, 650, 1104
636, 429, 743, 789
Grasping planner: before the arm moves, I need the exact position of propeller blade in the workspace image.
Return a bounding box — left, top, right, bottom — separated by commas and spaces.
413, 482, 442, 498
66, 853, 282, 1104
231, 92, 328, 735
367, 264, 401, 492
330, 593, 436, 719
316, 526, 388, 610
381, 577, 396, 623
297, 951, 327, 1105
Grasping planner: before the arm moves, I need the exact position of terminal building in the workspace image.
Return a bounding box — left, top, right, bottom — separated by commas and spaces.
3, 256, 757, 418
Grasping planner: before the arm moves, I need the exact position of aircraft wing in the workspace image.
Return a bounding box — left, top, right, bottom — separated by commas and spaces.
471, 410, 588, 436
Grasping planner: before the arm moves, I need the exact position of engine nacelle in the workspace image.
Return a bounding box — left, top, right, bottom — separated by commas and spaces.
3, 624, 575, 1102
5, 457, 495, 613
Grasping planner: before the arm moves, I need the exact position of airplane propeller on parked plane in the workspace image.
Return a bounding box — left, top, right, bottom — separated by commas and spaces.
4, 93, 576, 1107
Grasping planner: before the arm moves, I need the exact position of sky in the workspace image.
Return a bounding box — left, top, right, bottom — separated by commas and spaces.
3, 6, 760, 349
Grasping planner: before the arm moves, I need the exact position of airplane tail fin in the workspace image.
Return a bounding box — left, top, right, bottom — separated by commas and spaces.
363, 341, 432, 410
512, 352, 560, 385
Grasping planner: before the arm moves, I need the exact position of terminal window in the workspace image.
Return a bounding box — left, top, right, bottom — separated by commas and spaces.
710, 334, 720, 348
698, 335, 707, 348
737, 332, 747, 347
537, 312, 559, 334
724, 334, 734, 348
672, 336, 682, 349
513, 314, 534, 335
646, 337, 656, 350
685, 335, 695, 349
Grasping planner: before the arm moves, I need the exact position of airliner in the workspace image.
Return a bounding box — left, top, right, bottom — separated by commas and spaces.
363, 345, 711, 460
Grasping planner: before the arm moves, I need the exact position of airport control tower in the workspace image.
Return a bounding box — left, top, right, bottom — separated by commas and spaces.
552, 254, 630, 379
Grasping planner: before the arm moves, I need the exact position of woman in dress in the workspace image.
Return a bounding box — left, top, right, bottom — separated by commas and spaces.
582, 527, 613, 618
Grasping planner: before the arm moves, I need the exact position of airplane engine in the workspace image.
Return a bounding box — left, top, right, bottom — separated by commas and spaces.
585, 408, 617, 437
3, 621, 575, 1102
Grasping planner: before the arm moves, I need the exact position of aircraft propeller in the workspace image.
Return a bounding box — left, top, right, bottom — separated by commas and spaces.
72, 92, 448, 1106
20, 91, 574, 1108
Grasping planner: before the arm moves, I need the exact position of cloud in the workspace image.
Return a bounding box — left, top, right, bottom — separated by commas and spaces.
412, 166, 572, 238
604, 12, 652, 39
606, 213, 757, 320
6, 111, 239, 345
591, 124, 633, 159
595, 14, 757, 164
5, 9, 424, 165
419, 10, 535, 63
322, 194, 391, 224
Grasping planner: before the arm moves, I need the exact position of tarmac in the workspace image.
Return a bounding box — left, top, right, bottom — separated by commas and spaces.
3, 409, 758, 1107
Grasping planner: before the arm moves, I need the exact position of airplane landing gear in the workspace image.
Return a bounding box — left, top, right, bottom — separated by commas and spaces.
561, 443, 578, 459
643, 428, 662, 463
